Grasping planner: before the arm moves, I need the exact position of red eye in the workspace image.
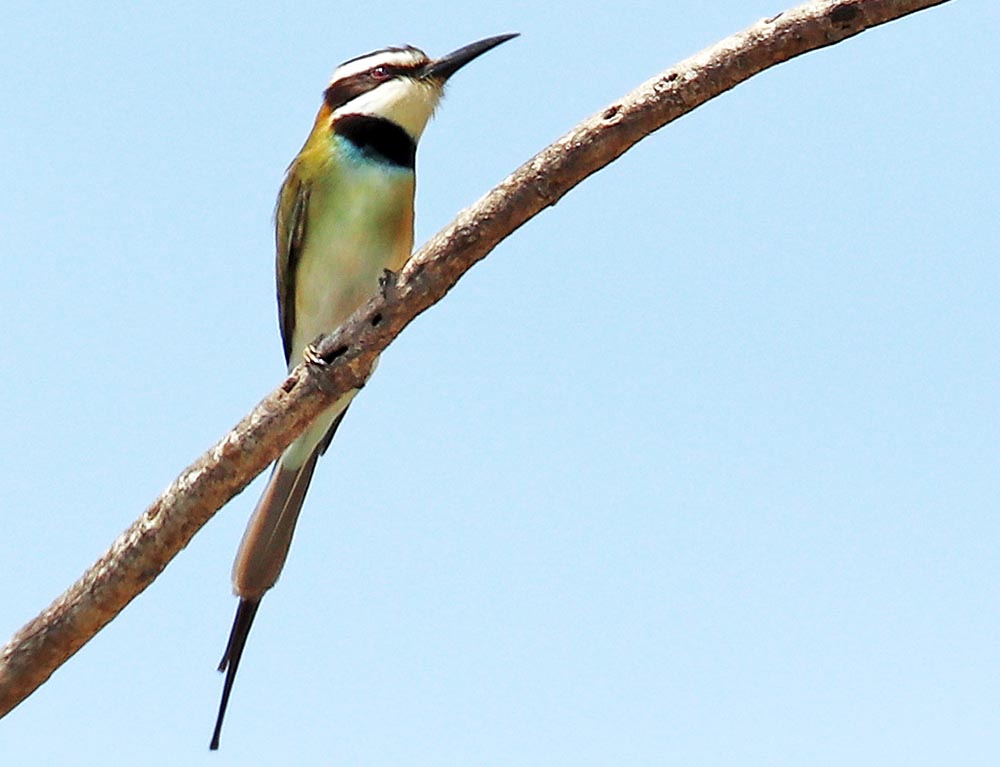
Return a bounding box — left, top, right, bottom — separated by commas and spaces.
371, 66, 390, 80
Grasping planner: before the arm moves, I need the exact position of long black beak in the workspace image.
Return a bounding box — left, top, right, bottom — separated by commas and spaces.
421, 33, 519, 81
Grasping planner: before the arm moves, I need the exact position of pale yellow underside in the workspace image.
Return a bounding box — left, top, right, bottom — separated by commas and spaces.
281, 151, 415, 468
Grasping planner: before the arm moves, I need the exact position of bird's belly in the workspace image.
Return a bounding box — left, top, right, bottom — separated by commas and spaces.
290, 169, 414, 367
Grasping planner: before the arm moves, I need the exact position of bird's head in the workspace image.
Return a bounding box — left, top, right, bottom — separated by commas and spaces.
322, 33, 518, 143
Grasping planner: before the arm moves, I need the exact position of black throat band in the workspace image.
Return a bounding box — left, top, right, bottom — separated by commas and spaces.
334, 114, 416, 169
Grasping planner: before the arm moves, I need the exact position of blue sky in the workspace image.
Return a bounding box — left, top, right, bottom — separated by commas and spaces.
2, 1, 997, 764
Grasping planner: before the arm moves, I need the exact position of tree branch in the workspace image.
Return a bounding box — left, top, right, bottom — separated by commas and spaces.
0, 0, 951, 717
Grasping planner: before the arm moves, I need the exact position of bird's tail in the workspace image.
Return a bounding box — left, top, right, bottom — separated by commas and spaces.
209, 450, 321, 750
232, 452, 322, 599
210, 598, 260, 750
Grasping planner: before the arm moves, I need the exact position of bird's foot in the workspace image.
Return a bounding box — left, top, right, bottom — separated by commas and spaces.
303, 342, 327, 367
379, 268, 399, 298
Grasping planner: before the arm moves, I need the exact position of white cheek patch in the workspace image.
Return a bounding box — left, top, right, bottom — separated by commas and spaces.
336, 78, 442, 141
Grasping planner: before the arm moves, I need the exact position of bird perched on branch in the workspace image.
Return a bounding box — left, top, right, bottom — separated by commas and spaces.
210, 33, 518, 750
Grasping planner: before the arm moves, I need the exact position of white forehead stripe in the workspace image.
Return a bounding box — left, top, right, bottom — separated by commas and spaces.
330, 47, 427, 84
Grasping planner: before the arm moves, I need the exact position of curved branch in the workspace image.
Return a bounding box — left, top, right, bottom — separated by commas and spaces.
0, 0, 950, 717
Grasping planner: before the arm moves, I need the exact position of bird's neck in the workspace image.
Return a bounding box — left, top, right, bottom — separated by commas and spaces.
334, 114, 417, 169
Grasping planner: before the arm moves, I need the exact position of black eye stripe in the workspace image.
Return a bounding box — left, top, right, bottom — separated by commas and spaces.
323, 76, 375, 112
322, 62, 423, 111
367, 61, 422, 78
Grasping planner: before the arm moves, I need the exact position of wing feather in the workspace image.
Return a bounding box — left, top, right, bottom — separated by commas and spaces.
275, 166, 311, 364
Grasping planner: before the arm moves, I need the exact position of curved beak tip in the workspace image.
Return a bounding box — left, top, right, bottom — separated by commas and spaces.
423, 32, 520, 81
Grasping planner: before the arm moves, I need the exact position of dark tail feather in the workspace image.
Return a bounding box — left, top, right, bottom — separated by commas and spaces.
210, 599, 261, 750
210, 405, 350, 749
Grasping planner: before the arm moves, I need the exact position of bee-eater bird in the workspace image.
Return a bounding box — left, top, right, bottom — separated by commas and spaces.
209, 33, 517, 749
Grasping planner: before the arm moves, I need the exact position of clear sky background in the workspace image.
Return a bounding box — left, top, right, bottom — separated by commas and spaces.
2, 1, 997, 764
